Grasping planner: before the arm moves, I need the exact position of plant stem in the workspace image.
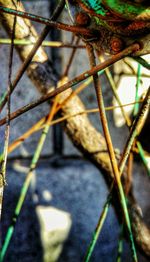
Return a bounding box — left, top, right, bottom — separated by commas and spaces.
0, 98, 58, 262
0, 44, 140, 125
85, 43, 137, 262
0, 38, 85, 48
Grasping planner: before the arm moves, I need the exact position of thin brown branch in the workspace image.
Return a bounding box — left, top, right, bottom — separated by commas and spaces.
0, 0, 18, 221
0, 43, 140, 126
0, 5, 97, 37
0, 0, 65, 112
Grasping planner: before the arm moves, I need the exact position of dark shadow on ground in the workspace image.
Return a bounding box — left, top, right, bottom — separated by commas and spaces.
2, 166, 43, 262
1, 158, 149, 262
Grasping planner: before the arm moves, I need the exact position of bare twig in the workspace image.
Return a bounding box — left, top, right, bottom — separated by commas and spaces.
85, 43, 137, 262
0, 43, 140, 126
0, 0, 18, 221
0, 0, 65, 112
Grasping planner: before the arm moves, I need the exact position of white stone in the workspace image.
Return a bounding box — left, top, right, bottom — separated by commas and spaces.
36, 206, 72, 262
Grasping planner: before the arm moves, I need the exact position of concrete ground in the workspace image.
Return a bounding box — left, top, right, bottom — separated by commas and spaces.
2, 158, 131, 262
2, 157, 149, 262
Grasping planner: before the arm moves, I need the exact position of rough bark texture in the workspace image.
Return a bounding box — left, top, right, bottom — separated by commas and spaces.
0, 0, 47, 62
0, 0, 150, 258
57, 87, 113, 177
0, 0, 58, 94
